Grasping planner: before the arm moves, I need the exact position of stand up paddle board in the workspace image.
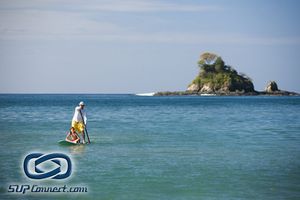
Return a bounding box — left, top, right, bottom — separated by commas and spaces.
58, 140, 79, 146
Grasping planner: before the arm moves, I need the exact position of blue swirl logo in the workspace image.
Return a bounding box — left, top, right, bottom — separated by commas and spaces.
23, 153, 72, 180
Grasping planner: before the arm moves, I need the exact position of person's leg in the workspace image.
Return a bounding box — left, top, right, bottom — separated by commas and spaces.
78, 122, 85, 144
82, 130, 86, 143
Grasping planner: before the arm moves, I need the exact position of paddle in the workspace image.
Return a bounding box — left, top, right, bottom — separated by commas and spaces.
79, 110, 91, 144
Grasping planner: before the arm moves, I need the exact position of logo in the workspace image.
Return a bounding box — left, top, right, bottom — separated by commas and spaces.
8, 152, 88, 195
23, 153, 72, 180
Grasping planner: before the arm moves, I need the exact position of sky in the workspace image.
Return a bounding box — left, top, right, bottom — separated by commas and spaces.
0, 0, 300, 93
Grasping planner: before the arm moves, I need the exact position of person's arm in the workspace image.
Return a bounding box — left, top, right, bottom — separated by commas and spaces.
76, 106, 81, 110
79, 109, 87, 125
66, 133, 72, 141
83, 111, 87, 125
74, 135, 80, 143
72, 106, 80, 122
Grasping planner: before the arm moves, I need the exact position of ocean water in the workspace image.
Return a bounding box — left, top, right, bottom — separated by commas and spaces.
0, 94, 300, 200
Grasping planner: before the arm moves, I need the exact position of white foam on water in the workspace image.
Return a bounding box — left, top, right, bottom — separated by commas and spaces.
135, 92, 155, 96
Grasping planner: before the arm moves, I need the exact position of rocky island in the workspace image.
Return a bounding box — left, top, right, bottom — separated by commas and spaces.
155, 52, 299, 96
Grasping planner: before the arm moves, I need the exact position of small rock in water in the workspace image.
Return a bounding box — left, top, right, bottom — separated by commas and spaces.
265, 81, 279, 92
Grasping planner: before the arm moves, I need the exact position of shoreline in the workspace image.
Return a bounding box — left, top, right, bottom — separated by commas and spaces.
154, 90, 300, 96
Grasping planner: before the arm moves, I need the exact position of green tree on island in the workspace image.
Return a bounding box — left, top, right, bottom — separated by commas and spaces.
188, 52, 254, 93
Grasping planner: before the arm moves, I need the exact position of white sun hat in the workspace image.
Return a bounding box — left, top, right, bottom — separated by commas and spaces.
79, 101, 85, 106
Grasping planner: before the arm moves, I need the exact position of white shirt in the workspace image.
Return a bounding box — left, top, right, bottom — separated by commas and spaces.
72, 106, 87, 124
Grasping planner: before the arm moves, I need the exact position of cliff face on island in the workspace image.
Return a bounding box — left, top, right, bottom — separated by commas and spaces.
154, 52, 299, 96
187, 52, 254, 94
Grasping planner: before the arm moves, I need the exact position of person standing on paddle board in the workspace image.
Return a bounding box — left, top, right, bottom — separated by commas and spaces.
72, 101, 87, 144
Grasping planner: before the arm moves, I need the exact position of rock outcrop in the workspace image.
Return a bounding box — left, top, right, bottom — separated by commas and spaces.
265, 81, 279, 92
187, 83, 199, 92
260, 81, 298, 95
187, 52, 254, 94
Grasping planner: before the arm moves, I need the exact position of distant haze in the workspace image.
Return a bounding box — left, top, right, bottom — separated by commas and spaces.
0, 0, 299, 93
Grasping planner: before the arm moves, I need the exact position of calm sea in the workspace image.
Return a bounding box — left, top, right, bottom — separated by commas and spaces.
0, 94, 300, 200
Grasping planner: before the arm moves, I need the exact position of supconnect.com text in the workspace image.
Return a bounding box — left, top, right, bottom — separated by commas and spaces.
8, 184, 88, 194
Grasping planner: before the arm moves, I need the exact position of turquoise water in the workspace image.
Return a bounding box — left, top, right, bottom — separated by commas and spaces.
0, 94, 300, 199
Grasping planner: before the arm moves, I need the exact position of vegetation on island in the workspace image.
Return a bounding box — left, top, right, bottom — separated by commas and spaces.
188, 52, 254, 93
154, 52, 299, 96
